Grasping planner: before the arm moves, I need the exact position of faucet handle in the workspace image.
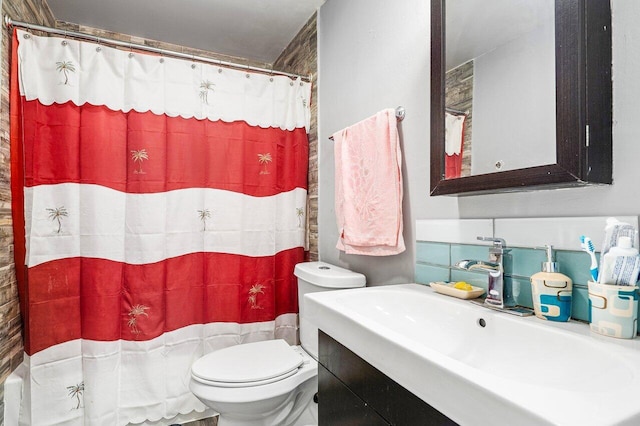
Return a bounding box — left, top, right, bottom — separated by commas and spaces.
477, 236, 507, 248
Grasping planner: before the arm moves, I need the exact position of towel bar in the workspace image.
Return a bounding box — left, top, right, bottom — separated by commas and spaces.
329, 106, 405, 141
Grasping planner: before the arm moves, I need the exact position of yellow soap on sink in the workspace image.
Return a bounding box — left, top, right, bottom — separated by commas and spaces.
453, 281, 473, 291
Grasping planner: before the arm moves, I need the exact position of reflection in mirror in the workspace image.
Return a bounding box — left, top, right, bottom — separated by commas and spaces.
444, 0, 555, 178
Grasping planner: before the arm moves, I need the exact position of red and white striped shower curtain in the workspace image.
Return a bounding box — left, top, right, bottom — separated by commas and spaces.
10, 29, 310, 424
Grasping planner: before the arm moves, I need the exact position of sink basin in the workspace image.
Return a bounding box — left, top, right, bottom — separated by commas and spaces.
305, 283, 640, 426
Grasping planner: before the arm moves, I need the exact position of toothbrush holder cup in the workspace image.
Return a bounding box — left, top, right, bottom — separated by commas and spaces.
588, 281, 639, 339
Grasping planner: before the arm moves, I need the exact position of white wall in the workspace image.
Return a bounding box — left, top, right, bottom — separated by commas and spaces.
472, 23, 556, 175
317, 0, 640, 285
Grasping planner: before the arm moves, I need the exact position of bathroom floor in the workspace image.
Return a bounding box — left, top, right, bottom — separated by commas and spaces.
181, 416, 218, 426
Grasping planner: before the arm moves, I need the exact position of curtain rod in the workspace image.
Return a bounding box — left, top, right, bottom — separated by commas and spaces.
4, 16, 311, 82
445, 107, 467, 115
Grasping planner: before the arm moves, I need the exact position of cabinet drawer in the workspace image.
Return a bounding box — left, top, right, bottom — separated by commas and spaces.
318, 330, 457, 425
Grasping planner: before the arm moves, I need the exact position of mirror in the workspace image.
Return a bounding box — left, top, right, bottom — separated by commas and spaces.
445, 0, 556, 177
430, 0, 612, 196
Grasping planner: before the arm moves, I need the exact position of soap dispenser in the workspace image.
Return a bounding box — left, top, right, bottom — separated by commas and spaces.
530, 245, 573, 322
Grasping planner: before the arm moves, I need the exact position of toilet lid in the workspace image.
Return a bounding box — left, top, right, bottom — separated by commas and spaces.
191, 340, 303, 387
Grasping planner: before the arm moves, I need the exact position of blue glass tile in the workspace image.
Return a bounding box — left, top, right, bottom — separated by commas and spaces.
416, 241, 450, 266
450, 244, 491, 267
511, 276, 533, 309
416, 264, 450, 284
556, 250, 598, 286
509, 248, 546, 278
571, 286, 590, 322
414, 238, 608, 333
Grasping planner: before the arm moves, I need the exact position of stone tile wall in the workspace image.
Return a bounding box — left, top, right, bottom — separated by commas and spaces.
274, 14, 319, 261
0, 1, 57, 422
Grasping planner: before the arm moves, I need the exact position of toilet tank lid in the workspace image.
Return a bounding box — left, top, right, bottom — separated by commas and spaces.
294, 261, 366, 288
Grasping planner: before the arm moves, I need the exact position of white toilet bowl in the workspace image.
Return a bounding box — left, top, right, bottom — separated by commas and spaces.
189, 261, 365, 426
189, 340, 318, 426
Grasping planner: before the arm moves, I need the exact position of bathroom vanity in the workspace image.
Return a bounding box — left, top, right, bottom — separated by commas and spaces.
305, 284, 640, 426
318, 331, 456, 425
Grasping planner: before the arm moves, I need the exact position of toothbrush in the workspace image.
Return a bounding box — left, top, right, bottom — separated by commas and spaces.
580, 235, 599, 282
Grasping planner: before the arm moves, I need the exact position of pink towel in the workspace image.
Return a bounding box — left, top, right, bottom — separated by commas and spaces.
333, 109, 405, 256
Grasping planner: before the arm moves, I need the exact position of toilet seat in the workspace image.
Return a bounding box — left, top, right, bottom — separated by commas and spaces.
191, 339, 303, 388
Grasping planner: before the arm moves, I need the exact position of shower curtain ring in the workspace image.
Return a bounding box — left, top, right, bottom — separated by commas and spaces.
61, 30, 67, 46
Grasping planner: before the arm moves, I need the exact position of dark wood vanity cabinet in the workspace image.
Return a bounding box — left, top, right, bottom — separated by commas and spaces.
317, 331, 458, 425
318, 363, 389, 426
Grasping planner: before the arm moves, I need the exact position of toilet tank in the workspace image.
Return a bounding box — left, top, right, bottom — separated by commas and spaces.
294, 261, 366, 359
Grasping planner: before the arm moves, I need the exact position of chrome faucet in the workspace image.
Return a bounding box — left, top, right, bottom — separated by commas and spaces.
456, 237, 515, 309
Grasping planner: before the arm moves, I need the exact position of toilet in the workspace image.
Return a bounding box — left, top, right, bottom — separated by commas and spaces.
189, 261, 366, 426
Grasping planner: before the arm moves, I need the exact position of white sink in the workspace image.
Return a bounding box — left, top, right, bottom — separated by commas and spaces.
305, 283, 640, 426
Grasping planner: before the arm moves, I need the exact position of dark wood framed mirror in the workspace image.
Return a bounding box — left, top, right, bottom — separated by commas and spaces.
430, 0, 612, 196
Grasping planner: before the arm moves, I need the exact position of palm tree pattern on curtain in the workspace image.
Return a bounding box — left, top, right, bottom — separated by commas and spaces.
248, 283, 265, 309
56, 60, 75, 85
258, 152, 272, 174
67, 382, 84, 410
199, 80, 215, 104
198, 209, 212, 231
46, 206, 68, 234
11, 29, 310, 425
127, 304, 150, 335
131, 149, 148, 174
296, 207, 304, 228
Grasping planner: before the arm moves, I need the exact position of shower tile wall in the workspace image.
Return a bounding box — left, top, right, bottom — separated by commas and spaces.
274, 13, 319, 261
0, 0, 57, 421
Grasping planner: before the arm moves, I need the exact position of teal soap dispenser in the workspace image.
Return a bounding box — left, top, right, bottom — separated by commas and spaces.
530, 245, 573, 321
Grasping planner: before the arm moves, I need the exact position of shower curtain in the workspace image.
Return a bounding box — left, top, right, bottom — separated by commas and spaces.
10, 29, 310, 425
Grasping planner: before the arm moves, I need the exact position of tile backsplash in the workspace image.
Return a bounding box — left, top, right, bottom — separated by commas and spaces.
415, 216, 639, 323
